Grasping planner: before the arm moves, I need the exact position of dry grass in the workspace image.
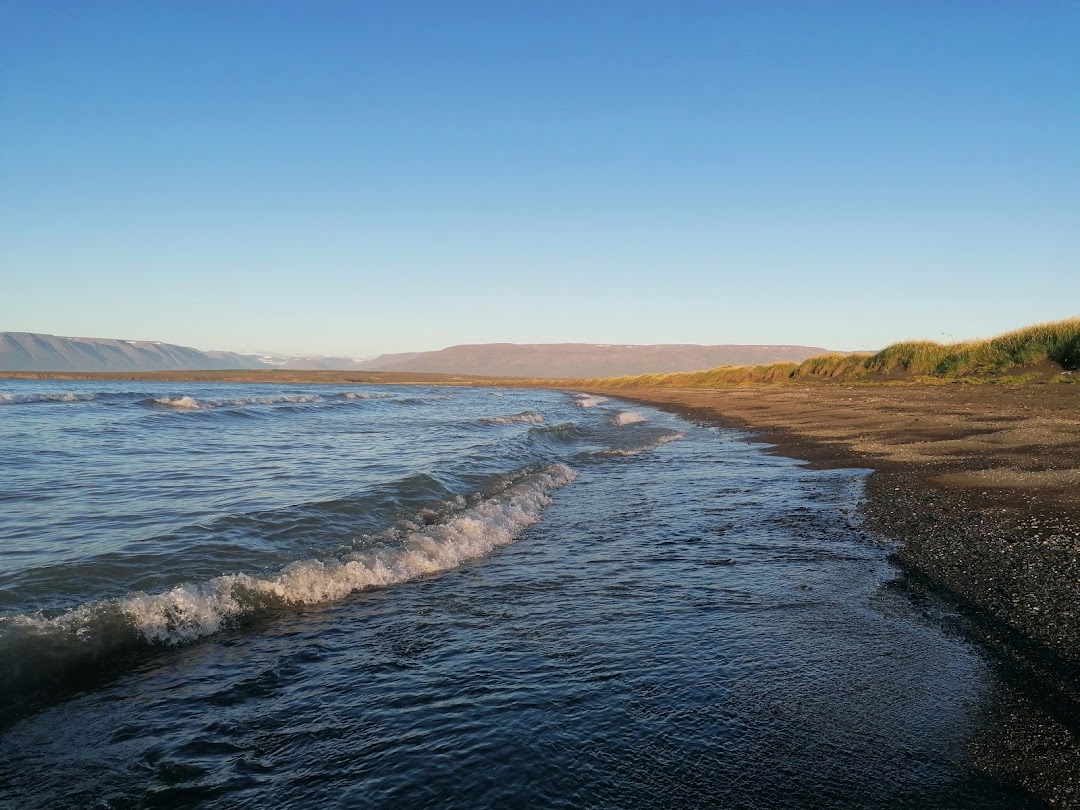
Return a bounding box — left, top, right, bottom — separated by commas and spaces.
563, 317, 1080, 389
865, 318, 1080, 376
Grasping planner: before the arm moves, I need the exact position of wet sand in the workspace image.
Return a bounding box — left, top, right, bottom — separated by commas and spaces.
582, 382, 1080, 805
581, 384, 1080, 661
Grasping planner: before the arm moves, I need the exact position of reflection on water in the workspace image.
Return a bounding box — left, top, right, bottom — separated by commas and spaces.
0, 380, 1056, 807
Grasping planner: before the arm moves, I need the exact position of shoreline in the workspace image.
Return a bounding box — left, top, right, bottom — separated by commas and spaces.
22, 370, 1077, 670
6, 372, 1080, 800
584, 383, 1080, 805
8, 369, 1079, 664
581, 384, 1080, 667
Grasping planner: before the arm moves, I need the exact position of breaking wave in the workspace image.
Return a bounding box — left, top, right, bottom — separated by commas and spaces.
0, 390, 401, 411
480, 411, 545, 425
596, 431, 685, 457
526, 422, 590, 445
573, 393, 608, 408
394, 394, 457, 404
0, 463, 576, 702
612, 410, 647, 425
0, 392, 103, 405
146, 394, 326, 410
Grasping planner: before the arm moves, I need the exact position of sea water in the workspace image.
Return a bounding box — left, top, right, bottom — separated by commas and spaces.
0, 381, 1036, 808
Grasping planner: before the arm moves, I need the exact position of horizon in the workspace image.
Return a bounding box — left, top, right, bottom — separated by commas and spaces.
5, 314, 1077, 360
0, 327, 841, 359
2, 2, 1078, 355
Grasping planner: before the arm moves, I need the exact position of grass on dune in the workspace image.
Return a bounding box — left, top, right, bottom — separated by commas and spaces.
567, 317, 1080, 389
865, 318, 1080, 376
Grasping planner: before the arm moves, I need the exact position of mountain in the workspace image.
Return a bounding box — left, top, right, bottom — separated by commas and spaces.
356, 343, 835, 378
1, 333, 837, 377
0, 333, 264, 372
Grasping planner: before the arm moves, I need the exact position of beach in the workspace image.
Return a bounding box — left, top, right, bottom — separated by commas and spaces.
580, 384, 1080, 653
581, 381, 1080, 805
2, 377, 1064, 807
5, 372, 1080, 805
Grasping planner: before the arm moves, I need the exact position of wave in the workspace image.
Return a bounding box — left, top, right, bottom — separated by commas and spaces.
0, 392, 103, 405
0, 463, 576, 704
612, 410, 647, 425
146, 394, 325, 410
527, 422, 590, 443
596, 431, 685, 457
479, 411, 545, 425
0, 391, 398, 411
573, 393, 608, 408
393, 394, 457, 404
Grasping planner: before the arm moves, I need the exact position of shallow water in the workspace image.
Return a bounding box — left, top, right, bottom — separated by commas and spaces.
0, 381, 1037, 808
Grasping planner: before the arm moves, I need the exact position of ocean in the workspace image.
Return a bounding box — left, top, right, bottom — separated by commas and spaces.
0, 380, 1036, 808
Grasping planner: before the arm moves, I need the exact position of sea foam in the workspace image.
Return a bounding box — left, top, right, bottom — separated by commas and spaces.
148, 394, 325, 410
597, 432, 685, 457
573, 394, 608, 408
2, 463, 576, 649
612, 410, 647, 425
479, 411, 545, 425
0, 392, 101, 405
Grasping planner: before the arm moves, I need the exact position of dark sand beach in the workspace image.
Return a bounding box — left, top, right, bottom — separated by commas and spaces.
582, 382, 1080, 805
582, 384, 1080, 654
4, 371, 1080, 803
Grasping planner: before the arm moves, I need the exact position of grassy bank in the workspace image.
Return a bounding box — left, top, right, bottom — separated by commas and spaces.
570, 318, 1080, 389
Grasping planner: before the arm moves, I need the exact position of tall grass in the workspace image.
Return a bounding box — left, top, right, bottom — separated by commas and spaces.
864, 318, 1080, 376
568, 317, 1080, 389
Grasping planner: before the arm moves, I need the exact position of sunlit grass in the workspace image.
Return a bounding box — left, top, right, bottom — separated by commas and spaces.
865, 318, 1080, 376
563, 317, 1080, 388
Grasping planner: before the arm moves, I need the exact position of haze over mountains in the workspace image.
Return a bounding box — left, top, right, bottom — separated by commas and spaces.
358, 343, 833, 377
1, 332, 834, 378
0, 332, 265, 372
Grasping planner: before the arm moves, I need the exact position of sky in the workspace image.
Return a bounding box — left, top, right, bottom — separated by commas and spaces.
1, 1, 1077, 357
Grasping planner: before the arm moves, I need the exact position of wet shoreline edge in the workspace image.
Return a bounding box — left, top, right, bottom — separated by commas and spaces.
578, 389, 1080, 669
582, 386, 1080, 805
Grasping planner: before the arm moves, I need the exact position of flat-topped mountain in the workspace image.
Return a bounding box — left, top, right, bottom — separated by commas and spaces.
0, 333, 264, 372
357, 343, 833, 378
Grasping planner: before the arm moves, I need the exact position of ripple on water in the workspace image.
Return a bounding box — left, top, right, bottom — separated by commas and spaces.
0, 384, 1045, 808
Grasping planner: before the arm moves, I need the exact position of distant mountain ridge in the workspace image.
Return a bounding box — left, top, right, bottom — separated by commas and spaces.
0, 332, 264, 372
0, 332, 835, 377
358, 343, 835, 377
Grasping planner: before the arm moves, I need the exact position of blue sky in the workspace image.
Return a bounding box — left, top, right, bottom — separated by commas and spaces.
2, 1, 1077, 356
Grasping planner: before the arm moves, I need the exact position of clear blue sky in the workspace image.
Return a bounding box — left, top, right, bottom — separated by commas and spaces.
2, 1, 1077, 356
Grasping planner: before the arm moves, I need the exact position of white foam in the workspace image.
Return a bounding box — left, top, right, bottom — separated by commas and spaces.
393, 394, 457, 404
152, 395, 201, 409
480, 411, 545, 425
150, 394, 324, 410
573, 393, 608, 408
9, 463, 577, 646
612, 410, 647, 425
0, 392, 99, 405
598, 432, 685, 457
340, 392, 395, 400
